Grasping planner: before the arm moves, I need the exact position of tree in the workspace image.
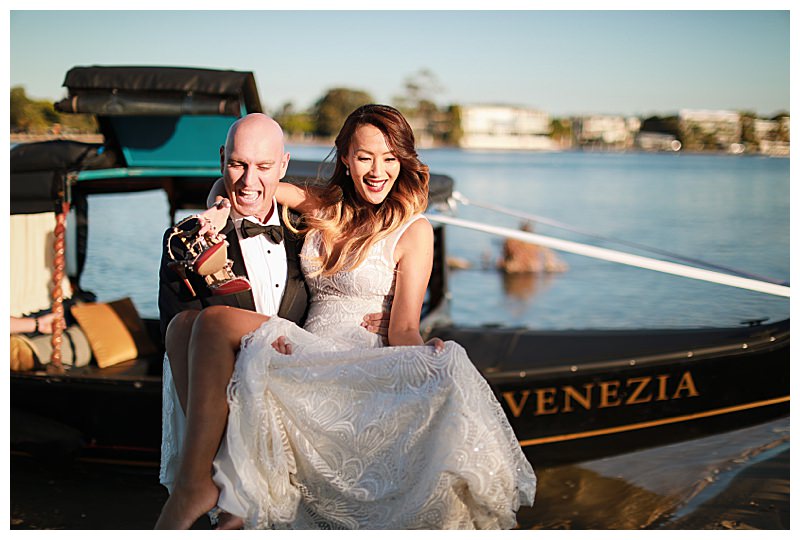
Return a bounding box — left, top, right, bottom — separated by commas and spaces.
393, 69, 446, 145
640, 115, 680, 138
312, 88, 374, 137
771, 112, 790, 143
11, 86, 50, 132
274, 102, 315, 137
11, 85, 97, 134
439, 105, 463, 146
739, 111, 757, 147
394, 68, 444, 114
549, 118, 572, 143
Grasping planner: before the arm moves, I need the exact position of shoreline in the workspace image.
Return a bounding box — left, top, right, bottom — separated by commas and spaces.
9, 133, 788, 158
10, 133, 104, 144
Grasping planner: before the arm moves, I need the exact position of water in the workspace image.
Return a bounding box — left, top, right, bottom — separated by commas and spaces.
424, 150, 789, 329
73, 148, 789, 529
81, 148, 789, 330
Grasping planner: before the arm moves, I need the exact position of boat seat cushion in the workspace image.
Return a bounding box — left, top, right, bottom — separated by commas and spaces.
13, 325, 92, 369
71, 297, 158, 368
10, 335, 35, 371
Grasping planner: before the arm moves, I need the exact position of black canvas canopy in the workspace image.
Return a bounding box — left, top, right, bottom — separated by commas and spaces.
10, 140, 119, 214
54, 66, 262, 116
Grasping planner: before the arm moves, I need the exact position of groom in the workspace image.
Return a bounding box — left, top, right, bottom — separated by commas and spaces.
158, 114, 308, 343
157, 114, 389, 528
158, 113, 388, 409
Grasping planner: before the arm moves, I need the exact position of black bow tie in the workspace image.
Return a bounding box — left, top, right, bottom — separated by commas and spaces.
240, 221, 284, 243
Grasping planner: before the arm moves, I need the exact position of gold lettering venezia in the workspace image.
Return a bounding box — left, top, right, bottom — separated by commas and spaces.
501, 371, 699, 417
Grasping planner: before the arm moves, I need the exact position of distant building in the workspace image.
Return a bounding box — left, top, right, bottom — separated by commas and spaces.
679, 109, 741, 151
780, 116, 790, 139
406, 116, 435, 148
573, 115, 639, 150
458, 105, 555, 151
754, 118, 779, 141
636, 131, 681, 152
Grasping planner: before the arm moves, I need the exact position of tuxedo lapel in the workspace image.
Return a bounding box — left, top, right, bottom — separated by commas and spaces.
276, 205, 309, 324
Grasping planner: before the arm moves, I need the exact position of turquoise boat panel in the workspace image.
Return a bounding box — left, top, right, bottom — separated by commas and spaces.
109, 116, 236, 168
76, 167, 221, 181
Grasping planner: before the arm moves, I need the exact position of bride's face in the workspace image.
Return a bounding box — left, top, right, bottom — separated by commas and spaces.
343, 124, 400, 206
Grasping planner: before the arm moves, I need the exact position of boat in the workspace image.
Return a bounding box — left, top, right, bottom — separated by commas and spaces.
9, 66, 789, 468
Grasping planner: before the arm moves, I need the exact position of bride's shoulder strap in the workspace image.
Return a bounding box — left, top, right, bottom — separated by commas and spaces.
385, 214, 429, 264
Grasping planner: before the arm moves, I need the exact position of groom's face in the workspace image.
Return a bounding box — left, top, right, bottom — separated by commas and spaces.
222, 118, 289, 222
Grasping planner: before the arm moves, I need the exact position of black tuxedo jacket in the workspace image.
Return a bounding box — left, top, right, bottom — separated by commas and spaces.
157, 205, 310, 342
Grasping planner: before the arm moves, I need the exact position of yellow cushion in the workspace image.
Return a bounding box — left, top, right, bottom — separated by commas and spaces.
71, 298, 152, 368
105, 297, 159, 358
10, 335, 35, 371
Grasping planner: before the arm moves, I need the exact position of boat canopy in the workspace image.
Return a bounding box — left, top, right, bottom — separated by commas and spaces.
54, 66, 262, 117
10, 140, 117, 214
54, 66, 263, 170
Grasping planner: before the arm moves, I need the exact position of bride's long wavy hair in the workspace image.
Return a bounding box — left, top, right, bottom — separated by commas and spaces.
288, 104, 430, 277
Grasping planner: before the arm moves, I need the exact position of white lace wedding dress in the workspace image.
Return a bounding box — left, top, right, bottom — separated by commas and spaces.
161, 215, 536, 529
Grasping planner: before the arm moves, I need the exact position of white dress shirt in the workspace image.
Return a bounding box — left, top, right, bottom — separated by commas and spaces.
231, 199, 287, 316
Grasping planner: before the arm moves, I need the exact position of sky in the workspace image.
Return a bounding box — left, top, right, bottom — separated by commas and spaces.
7, 6, 792, 119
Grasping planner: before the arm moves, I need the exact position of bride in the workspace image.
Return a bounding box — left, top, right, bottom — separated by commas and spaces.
155, 104, 536, 529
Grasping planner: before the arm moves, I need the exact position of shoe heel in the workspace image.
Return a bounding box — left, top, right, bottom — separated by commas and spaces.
194, 242, 228, 276
210, 276, 251, 296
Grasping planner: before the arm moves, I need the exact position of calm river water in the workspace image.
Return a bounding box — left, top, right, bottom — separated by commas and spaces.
80, 147, 789, 329
71, 147, 789, 530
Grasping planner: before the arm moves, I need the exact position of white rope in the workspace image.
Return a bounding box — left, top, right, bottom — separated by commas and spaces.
451, 191, 787, 286
427, 214, 790, 298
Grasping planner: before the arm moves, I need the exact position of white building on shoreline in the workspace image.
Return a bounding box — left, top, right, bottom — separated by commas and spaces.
574, 115, 640, 149
458, 104, 556, 151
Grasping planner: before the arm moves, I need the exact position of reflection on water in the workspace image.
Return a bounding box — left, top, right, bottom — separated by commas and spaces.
516, 418, 789, 529
501, 272, 555, 301
520, 463, 682, 529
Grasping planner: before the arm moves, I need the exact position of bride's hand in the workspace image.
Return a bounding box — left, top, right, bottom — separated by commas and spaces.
426, 337, 445, 353
197, 197, 231, 237
272, 335, 293, 355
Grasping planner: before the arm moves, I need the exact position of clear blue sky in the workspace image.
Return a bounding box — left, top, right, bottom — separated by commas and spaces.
9, 9, 790, 118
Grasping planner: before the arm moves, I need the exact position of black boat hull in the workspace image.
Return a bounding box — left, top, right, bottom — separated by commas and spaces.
10, 319, 789, 467
434, 319, 789, 465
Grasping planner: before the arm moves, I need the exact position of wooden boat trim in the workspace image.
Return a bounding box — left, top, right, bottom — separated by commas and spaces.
518, 395, 790, 447
485, 327, 787, 381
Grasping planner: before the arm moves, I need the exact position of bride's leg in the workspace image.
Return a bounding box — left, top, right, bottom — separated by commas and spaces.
165, 310, 199, 414
155, 305, 269, 529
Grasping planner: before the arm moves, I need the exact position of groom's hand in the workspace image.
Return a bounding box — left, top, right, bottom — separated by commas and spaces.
271, 335, 293, 355
361, 312, 390, 337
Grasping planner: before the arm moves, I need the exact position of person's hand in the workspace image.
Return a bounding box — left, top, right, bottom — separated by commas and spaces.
35, 313, 57, 334
425, 337, 445, 353
197, 197, 231, 237
271, 335, 293, 355
361, 312, 390, 336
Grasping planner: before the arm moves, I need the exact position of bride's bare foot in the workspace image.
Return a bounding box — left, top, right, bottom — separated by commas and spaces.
215, 511, 245, 530
154, 478, 219, 530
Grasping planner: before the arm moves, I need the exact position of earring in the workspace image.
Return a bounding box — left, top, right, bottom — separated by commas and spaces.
346, 167, 350, 176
